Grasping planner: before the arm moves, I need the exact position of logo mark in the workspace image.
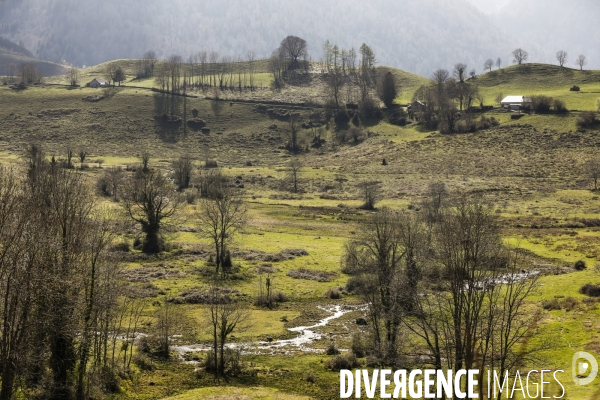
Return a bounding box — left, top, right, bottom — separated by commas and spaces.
572, 351, 598, 385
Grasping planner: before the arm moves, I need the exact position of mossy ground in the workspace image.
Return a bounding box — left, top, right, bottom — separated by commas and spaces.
3, 62, 600, 399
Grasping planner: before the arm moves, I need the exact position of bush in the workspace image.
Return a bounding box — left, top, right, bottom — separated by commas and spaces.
205, 159, 218, 168
98, 365, 120, 393
531, 95, 553, 113
327, 353, 359, 371
580, 283, 600, 297
351, 334, 366, 358
553, 98, 568, 113
324, 288, 341, 299
337, 127, 366, 144
132, 354, 156, 371
511, 114, 524, 120
542, 298, 561, 311
326, 341, 340, 355
575, 260, 587, 271
570, 85, 580, 92
305, 372, 317, 383
358, 97, 380, 119
576, 111, 599, 128
562, 296, 579, 311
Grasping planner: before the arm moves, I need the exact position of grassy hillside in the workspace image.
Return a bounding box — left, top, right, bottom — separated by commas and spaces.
476, 63, 600, 110
2, 62, 600, 399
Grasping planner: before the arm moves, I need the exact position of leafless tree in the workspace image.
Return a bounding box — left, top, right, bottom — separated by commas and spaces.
280, 35, 308, 70
576, 54, 587, 70
197, 179, 247, 278
172, 154, 194, 190
247, 50, 256, 90
285, 113, 301, 153
207, 285, 249, 378
453, 63, 467, 82
495, 57, 502, 69
584, 157, 600, 190
431, 69, 450, 100
121, 168, 181, 253
357, 180, 382, 210
68, 67, 79, 86
287, 159, 302, 193
328, 71, 344, 110
556, 50, 568, 67
512, 48, 528, 65
484, 58, 494, 72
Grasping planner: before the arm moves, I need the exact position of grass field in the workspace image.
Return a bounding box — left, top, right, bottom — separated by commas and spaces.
3, 60, 600, 399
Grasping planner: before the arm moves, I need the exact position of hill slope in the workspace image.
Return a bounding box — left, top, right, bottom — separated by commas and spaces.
476, 63, 600, 110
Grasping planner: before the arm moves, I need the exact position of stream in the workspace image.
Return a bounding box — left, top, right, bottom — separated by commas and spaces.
171, 304, 367, 356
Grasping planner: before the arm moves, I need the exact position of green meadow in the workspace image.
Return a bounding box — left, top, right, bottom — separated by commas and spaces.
2, 60, 600, 399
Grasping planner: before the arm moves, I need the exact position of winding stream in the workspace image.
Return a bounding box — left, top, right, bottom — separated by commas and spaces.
171, 304, 367, 356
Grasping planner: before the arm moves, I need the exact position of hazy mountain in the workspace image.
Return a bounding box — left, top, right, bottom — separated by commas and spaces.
0, 0, 596, 76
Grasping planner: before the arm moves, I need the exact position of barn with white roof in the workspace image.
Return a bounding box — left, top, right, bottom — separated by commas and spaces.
501, 95, 532, 110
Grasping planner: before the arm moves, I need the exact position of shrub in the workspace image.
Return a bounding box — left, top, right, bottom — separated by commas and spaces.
351, 334, 366, 358
287, 268, 339, 282
98, 365, 121, 393
562, 296, 579, 311
580, 283, 600, 297
570, 85, 580, 92
576, 111, 599, 128
305, 372, 317, 383
326, 341, 340, 355
205, 159, 218, 168
575, 260, 587, 271
553, 98, 568, 113
273, 291, 289, 302
324, 288, 341, 299
327, 353, 359, 371
511, 114, 524, 120
542, 298, 561, 311
358, 97, 380, 119
531, 95, 553, 113
132, 354, 156, 371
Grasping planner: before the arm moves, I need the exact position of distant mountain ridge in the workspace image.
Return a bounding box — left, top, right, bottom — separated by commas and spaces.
0, 0, 597, 77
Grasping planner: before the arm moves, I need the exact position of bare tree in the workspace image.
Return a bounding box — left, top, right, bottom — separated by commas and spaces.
197, 178, 247, 277
121, 168, 181, 253
453, 63, 467, 82
207, 285, 248, 378
172, 154, 194, 190
328, 71, 344, 110
68, 67, 79, 86
285, 113, 301, 153
484, 58, 494, 72
512, 48, 528, 65
287, 159, 302, 193
556, 50, 568, 67
576, 54, 587, 70
279, 35, 308, 70
495, 57, 502, 69
247, 50, 256, 90
358, 181, 382, 210
431, 69, 450, 99
469, 69, 476, 79
584, 157, 600, 190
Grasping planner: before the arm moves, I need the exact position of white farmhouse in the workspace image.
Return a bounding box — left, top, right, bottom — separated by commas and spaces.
501, 95, 532, 110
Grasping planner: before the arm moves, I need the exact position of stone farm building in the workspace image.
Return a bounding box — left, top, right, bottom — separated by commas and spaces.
86, 78, 109, 88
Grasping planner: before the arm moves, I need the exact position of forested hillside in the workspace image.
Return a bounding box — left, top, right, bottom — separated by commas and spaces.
0, 0, 510, 76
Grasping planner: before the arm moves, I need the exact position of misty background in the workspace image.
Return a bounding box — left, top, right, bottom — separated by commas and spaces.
0, 0, 598, 76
